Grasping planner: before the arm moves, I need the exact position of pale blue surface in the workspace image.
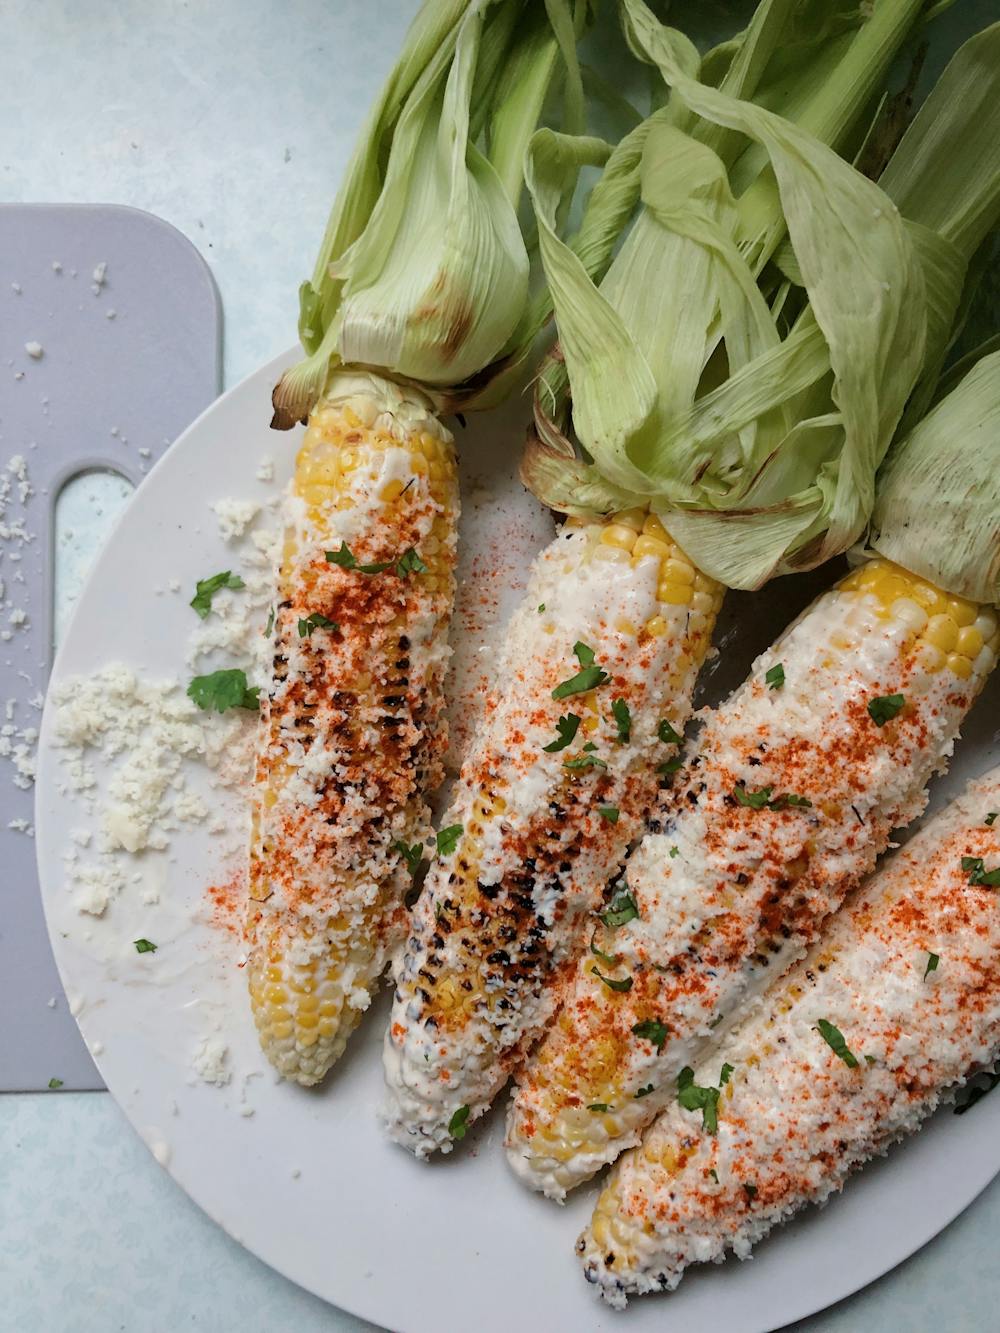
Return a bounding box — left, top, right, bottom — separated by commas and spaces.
3, 2, 1000, 1330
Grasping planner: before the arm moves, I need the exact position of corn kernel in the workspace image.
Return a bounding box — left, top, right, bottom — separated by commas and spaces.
924, 615, 958, 653
601, 523, 639, 552
691, 590, 715, 615
642, 513, 669, 540
947, 652, 974, 680
632, 534, 671, 562
612, 507, 646, 532
663, 558, 695, 585
644, 615, 668, 637
956, 625, 984, 660
658, 582, 694, 606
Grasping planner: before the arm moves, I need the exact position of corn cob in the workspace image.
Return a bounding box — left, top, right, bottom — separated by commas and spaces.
506, 558, 998, 1195
382, 509, 723, 1154
581, 766, 1000, 1305
247, 372, 458, 1085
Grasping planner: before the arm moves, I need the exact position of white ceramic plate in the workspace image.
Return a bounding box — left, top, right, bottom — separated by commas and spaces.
35, 349, 1000, 1333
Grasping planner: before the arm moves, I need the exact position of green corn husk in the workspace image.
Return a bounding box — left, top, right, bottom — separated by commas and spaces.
272, 0, 592, 429
863, 349, 1000, 605
521, 2, 1000, 589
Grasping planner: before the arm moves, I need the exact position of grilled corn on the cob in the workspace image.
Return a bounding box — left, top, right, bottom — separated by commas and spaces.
383, 511, 723, 1153
506, 558, 997, 1194
247, 372, 458, 1084
581, 766, 1000, 1305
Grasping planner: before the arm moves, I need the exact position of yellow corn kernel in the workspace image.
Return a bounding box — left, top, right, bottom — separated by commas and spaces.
663, 558, 695, 585
947, 653, 974, 680
924, 615, 959, 654
632, 534, 671, 562
601, 523, 640, 552
613, 507, 647, 532
644, 615, 668, 637
658, 582, 694, 606
948, 597, 977, 628
642, 513, 669, 540
956, 625, 984, 660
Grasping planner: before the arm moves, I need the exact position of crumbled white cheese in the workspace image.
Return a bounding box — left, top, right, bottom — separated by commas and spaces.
24, 341, 43, 359
255, 456, 275, 483
211, 498, 260, 542
192, 1036, 231, 1087
92, 261, 108, 289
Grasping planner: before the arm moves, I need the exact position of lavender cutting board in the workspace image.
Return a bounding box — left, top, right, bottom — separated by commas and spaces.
1, 204, 221, 1090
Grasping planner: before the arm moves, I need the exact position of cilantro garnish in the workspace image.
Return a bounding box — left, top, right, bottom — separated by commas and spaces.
542, 713, 580, 753
765, 663, 785, 690
611, 698, 631, 744
552, 642, 609, 700
590, 964, 633, 993
734, 784, 773, 810
588, 1103, 610, 1113
187, 669, 260, 714
298, 612, 338, 638
924, 952, 939, 980
134, 939, 157, 954
325, 541, 426, 577
600, 889, 639, 928
448, 1105, 470, 1139
436, 825, 463, 857
598, 806, 620, 824
987, 812, 998, 827
658, 718, 681, 745
264, 607, 275, 637
868, 693, 905, 727
657, 756, 683, 776
719, 1062, 734, 1085
669, 845, 679, 858
394, 840, 424, 876
564, 753, 608, 771
816, 1018, 859, 1068
677, 1067, 722, 1133
48, 1077, 63, 1089
962, 855, 1000, 887
190, 570, 244, 619
632, 1019, 668, 1051
590, 930, 620, 968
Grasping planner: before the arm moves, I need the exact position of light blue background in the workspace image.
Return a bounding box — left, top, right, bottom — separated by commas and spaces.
2, 2, 999, 1330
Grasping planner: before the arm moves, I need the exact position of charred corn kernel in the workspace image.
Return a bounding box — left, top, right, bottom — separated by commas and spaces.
383, 511, 722, 1156
248, 378, 458, 1086
506, 559, 995, 1198
581, 771, 1000, 1306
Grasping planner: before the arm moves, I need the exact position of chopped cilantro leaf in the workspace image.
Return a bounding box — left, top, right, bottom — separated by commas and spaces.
657, 756, 683, 775
448, 1105, 470, 1140
187, 668, 260, 714
552, 663, 609, 700
543, 713, 581, 753
588, 1103, 610, 1113
987, 812, 998, 827
816, 1018, 859, 1068
924, 952, 939, 980
325, 542, 357, 568
611, 698, 631, 744
564, 753, 608, 771
709, 1168, 719, 1183
590, 929, 620, 968
48, 1077, 63, 1089
962, 855, 1000, 887
190, 570, 244, 619
600, 889, 639, 928
583, 741, 598, 752
264, 607, 275, 637
657, 719, 681, 745
394, 840, 424, 876
598, 805, 620, 824
574, 641, 596, 666
537, 603, 545, 613
868, 693, 905, 726
719, 1062, 734, 1086
632, 1019, 668, 1051
765, 662, 785, 690
590, 964, 633, 993
771, 792, 812, 810
436, 825, 463, 857
677, 1067, 721, 1133
134, 938, 157, 954
395, 547, 427, 576
734, 784, 773, 810
298, 612, 338, 638
669, 845, 679, 858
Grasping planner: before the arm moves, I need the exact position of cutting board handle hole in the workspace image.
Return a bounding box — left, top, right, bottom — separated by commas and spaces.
53, 468, 135, 650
